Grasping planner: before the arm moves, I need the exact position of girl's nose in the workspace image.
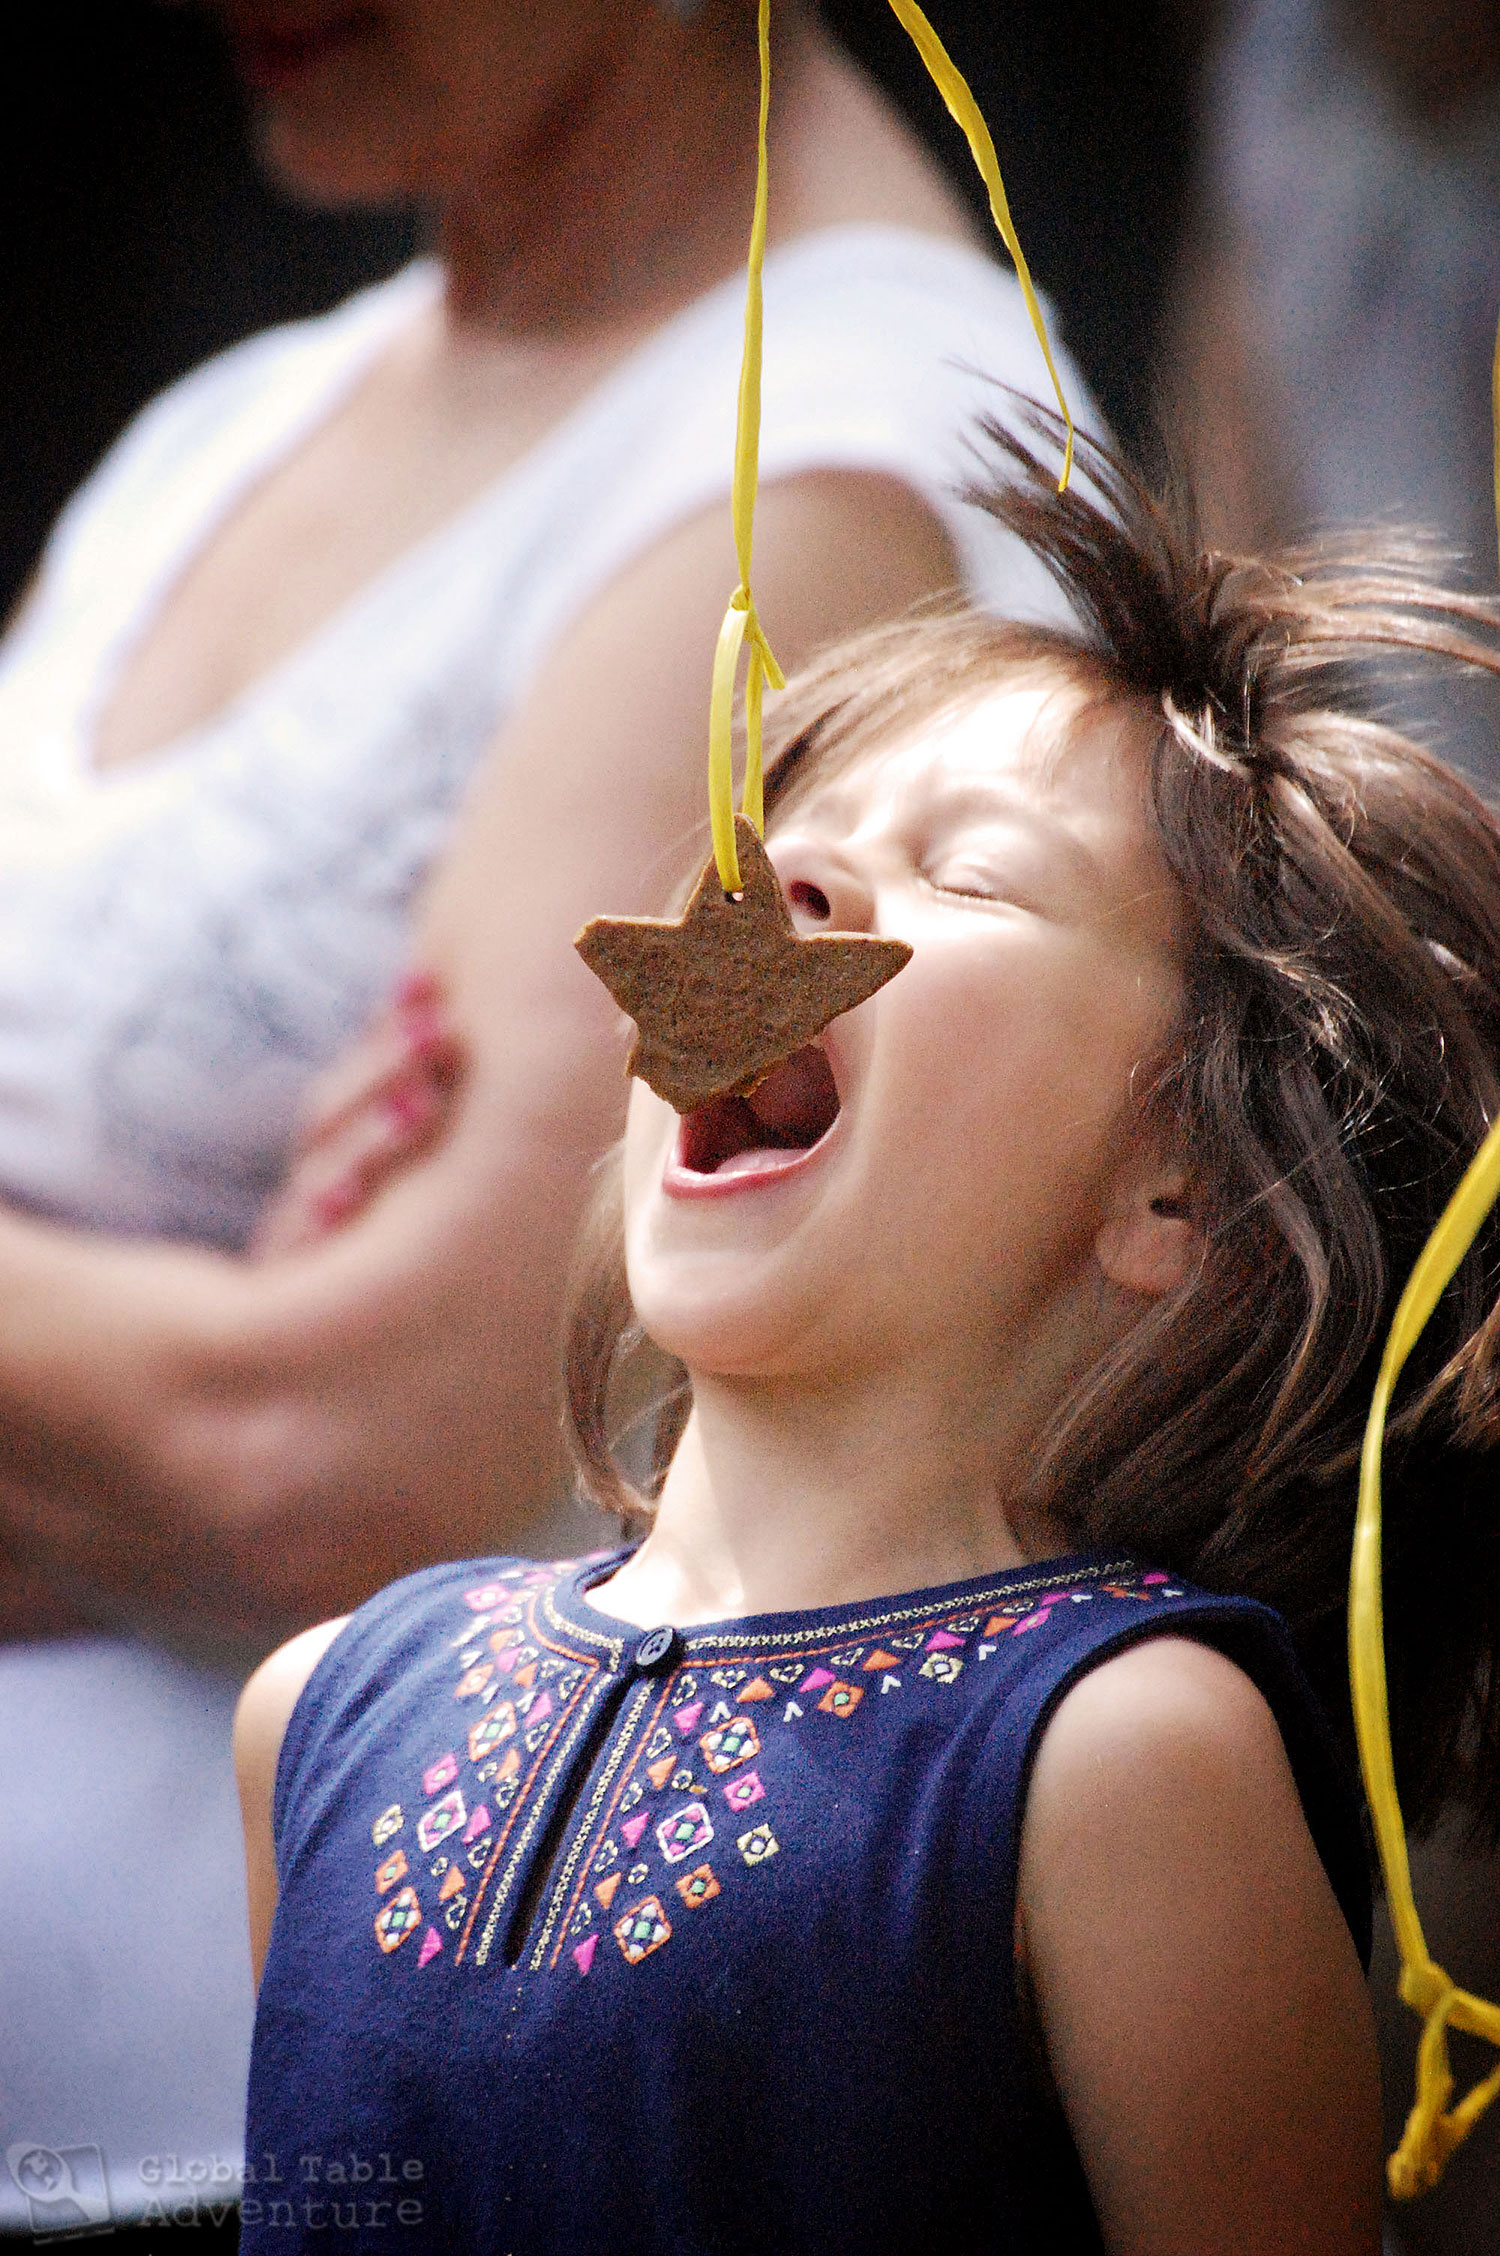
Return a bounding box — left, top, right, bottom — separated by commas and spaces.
767, 837, 878, 935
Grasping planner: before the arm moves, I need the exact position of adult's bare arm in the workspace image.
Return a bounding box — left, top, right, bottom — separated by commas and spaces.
0, 470, 957, 1646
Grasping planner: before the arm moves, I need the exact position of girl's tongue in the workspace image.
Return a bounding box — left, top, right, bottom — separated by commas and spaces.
678, 1047, 840, 1177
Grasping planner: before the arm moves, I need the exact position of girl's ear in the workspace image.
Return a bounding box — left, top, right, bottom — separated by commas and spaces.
1094, 1163, 1202, 1300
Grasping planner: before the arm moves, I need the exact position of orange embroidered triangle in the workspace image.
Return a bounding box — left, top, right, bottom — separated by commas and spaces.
647, 1756, 675, 1789
739, 1677, 774, 1701
439, 1866, 465, 1903
862, 1649, 902, 1672
983, 1616, 1017, 1637
595, 1872, 622, 1909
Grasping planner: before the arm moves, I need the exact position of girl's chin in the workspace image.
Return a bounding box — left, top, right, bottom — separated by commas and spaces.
627, 1281, 817, 1382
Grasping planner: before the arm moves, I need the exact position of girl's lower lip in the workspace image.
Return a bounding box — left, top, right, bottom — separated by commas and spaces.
662, 1131, 832, 1201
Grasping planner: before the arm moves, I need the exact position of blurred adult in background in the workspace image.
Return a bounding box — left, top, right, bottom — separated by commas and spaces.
0, 0, 1201, 611
1172, 0, 1500, 780
1175, 8, 1500, 2250
0, 0, 1097, 2231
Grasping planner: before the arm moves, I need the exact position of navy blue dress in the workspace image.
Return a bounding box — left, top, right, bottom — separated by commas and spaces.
244, 1549, 1369, 2255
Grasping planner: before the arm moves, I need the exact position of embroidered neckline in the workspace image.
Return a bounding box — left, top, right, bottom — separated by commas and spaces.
367, 1552, 1188, 1986
544, 1549, 1138, 1669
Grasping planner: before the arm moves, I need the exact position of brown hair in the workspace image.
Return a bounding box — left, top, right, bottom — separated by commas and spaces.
565, 405, 1500, 1836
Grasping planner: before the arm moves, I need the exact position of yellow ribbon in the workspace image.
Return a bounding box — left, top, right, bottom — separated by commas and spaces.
884, 0, 1074, 489
707, 0, 1073, 892
1351, 1109, 1500, 2198
707, 0, 783, 895
1346, 295, 1500, 2203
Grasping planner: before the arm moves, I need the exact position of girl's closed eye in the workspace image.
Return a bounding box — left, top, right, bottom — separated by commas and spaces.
921, 841, 1042, 909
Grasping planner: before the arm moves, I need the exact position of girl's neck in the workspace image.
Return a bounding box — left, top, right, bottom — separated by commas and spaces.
594, 1364, 1063, 1633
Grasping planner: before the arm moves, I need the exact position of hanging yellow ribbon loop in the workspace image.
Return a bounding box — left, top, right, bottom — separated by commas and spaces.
707, 0, 1072, 893
1347, 298, 1500, 2201
1352, 1108, 1500, 2199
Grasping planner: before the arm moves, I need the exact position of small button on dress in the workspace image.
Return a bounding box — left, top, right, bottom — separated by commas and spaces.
632, 1625, 679, 1673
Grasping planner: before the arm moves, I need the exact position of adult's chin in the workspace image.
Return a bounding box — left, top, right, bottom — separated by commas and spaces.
250, 100, 425, 207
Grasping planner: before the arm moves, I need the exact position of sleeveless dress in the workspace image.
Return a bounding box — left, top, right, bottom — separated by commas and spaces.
0, 228, 1088, 2230
245, 1549, 1370, 2255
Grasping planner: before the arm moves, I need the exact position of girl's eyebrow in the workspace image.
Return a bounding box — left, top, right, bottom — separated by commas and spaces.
912, 778, 1181, 949
903, 776, 1102, 888
792, 759, 1145, 913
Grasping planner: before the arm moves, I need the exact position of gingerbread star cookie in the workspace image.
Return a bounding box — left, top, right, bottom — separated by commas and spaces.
575, 816, 912, 1114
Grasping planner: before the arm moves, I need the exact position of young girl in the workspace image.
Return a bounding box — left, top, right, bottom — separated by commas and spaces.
234, 417, 1500, 2255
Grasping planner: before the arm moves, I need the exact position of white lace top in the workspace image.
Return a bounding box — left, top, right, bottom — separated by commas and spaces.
0, 226, 1086, 2229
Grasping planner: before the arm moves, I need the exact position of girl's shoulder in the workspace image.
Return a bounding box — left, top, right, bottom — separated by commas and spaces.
1016, 1635, 1385, 2251
978, 1567, 1373, 1967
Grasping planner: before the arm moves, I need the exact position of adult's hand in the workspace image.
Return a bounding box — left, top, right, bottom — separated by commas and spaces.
252, 972, 464, 1258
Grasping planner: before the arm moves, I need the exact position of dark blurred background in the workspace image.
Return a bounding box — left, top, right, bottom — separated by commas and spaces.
0, 0, 1203, 617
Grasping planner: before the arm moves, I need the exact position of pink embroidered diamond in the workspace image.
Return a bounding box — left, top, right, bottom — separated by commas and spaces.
721, 1769, 765, 1814
422, 1752, 459, 1798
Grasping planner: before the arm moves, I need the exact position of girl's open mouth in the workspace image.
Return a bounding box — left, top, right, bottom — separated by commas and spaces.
667, 1047, 841, 1190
